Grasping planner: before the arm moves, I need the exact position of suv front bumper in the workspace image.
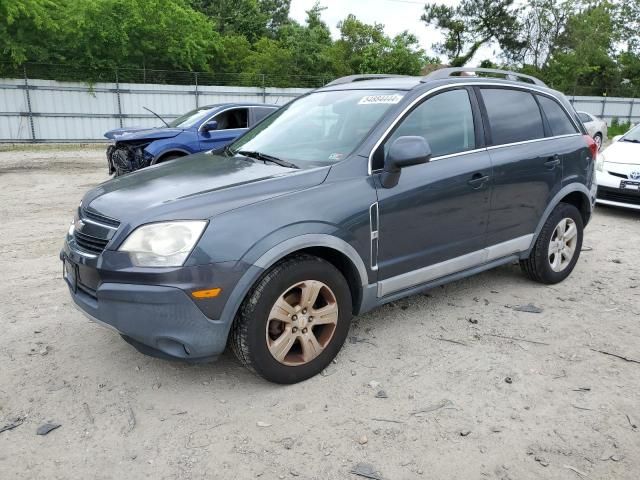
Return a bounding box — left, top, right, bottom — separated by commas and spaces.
61, 239, 253, 361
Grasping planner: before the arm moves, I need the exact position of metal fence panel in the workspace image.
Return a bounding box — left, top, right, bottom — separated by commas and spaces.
2, 73, 639, 143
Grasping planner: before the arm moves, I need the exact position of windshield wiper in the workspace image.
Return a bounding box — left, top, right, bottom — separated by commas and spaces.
237, 150, 299, 169
622, 138, 640, 143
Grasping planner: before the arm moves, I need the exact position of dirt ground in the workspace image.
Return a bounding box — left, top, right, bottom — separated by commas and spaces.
1, 146, 639, 480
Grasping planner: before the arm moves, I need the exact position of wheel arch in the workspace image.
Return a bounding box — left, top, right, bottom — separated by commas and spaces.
219, 234, 369, 339
525, 184, 592, 257
152, 149, 190, 164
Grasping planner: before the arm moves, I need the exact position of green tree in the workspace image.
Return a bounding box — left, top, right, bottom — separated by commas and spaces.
421, 0, 523, 67
0, 0, 63, 66
543, 2, 618, 94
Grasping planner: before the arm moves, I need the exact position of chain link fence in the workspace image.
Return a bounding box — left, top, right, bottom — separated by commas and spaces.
1, 63, 639, 142
0, 63, 329, 89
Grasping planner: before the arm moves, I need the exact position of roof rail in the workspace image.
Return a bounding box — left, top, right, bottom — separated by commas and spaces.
422, 67, 547, 87
325, 74, 411, 87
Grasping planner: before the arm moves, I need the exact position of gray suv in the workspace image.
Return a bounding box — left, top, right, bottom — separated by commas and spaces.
61, 68, 598, 383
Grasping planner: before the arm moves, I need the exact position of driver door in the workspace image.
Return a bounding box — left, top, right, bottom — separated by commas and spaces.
373, 87, 493, 296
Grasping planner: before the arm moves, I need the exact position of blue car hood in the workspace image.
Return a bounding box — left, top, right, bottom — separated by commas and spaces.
105, 127, 184, 142
104, 127, 150, 140
83, 153, 329, 227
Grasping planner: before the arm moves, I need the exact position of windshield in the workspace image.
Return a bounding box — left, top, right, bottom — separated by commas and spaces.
621, 123, 640, 142
168, 107, 213, 128
228, 90, 406, 167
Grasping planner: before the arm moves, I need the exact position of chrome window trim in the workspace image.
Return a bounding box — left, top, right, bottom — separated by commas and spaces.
485, 133, 582, 151
197, 106, 253, 133
367, 81, 580, 174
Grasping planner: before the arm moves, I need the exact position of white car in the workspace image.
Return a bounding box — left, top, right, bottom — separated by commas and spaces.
578, 111, 608, 150
596, 123, 640, 210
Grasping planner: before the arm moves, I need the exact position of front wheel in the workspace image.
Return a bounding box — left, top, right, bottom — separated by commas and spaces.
520, 203, 584, 284
230, 254, 352, 384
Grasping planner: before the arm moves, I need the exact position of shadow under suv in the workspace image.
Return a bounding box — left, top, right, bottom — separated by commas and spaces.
61, 68, 598, 384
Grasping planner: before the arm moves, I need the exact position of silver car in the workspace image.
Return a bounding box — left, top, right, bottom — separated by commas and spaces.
577, 111, 608, 150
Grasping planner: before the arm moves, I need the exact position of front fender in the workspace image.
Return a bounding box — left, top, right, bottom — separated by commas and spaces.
214, 232, 369, 342
144, 135, 197, 161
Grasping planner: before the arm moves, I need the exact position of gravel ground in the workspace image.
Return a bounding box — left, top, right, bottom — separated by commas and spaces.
1, 146, 639, 480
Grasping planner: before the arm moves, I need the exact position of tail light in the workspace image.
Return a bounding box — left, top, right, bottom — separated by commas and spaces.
583, 134, 598, 160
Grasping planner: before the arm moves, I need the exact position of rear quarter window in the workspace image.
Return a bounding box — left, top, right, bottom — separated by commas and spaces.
481, 88, 545, 145
537, 95, 578, 136
578, 112, 593, 123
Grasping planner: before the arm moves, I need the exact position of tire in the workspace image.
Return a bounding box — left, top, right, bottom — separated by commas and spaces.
230, 254, 352, 384
593, 133, 603, 151
520, 203, 583, 284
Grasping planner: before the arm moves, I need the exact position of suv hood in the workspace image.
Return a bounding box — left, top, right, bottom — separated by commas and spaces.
83, 153, 329, 226
109, 127, 184, 143
603, 140, 640, 165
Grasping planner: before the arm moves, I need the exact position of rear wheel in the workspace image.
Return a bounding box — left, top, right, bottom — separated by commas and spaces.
520, 203, 583, 284
230, 254, 352, 384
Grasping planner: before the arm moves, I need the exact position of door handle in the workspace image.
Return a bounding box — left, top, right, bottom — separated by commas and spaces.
468, 173, 490, 188
545, 155, 561, 168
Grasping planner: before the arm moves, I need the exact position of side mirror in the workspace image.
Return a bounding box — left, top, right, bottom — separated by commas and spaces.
202, 120, 218, 132
612, 135, 622, 143
381, 136, 432, 188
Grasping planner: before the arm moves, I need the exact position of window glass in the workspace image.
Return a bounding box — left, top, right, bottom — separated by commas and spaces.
481, 88, 544, 145
168, 107, 212, 128
253, 106, 277, 124
578, 112, 592, 123
537, 95, 577, 136
230, 89, 405, 167
214, 108, 248, 129
383, 89, 475, 162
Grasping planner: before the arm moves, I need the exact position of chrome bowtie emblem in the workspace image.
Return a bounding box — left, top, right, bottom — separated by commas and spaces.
630, 171, 640, 180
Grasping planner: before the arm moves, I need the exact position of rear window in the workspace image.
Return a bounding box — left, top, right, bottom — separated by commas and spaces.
481, 88, 544, 145
537, 95, 577, 136
578, 112, 592, 123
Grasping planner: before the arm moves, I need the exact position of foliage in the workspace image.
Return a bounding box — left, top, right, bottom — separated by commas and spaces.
423, 0, 640, 96
0, 0, 427, 86
609, 117, 634, 137
422, 0, 523, 67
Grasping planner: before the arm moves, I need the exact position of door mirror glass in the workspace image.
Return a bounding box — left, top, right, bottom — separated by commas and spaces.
202, 120, 218, 132
381, 136, 432, 188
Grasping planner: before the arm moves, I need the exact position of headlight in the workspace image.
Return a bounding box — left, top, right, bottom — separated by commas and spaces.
595, 151, 605, 172
119, 221, 207, 267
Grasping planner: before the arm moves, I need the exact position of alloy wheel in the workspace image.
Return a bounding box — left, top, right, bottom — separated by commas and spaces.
266, 280, 339, 366
548, 217, 578, 272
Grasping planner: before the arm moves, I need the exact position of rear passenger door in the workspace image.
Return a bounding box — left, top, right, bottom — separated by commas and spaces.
479, 87, 577, 246
374, 87, 493, 293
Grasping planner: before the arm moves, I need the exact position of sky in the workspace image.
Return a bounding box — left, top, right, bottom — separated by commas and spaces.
289, 0, 498, 65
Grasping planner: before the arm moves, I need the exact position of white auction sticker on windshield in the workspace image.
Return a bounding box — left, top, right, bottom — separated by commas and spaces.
358, 94, 403, 105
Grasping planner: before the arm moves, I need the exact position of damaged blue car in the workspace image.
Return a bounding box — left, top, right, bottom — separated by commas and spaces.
105, 103, 278, 176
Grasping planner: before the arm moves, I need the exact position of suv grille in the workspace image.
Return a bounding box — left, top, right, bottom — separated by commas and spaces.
82, 208, 120, 228
74, 230, 110, 254
598, 186, 640, 206
72, 208, 121, 255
